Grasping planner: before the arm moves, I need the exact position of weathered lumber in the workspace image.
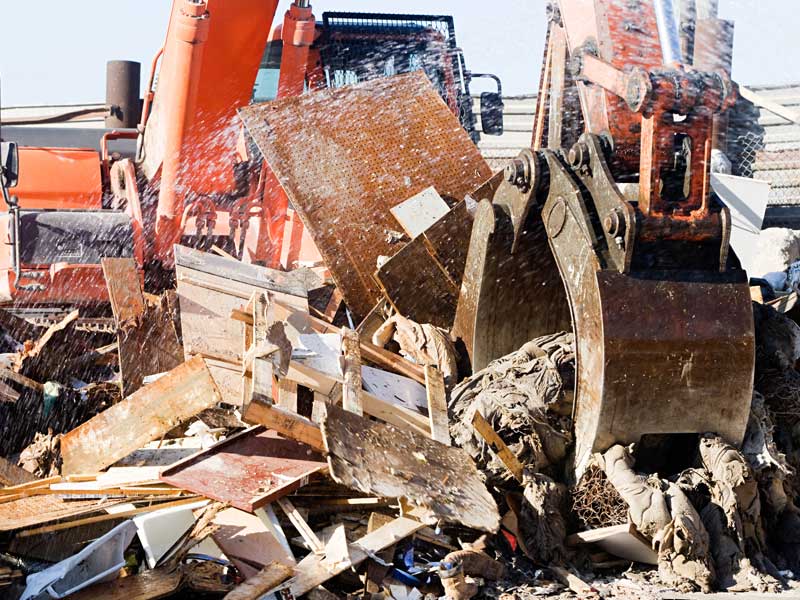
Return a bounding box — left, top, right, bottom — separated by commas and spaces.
471, 411, 524, 482
284, 516, 426, 596
321, 404, 500, 532
61, 356, 222, 475
243, 402, 325, 453
425, 365, 450, 445
223, 562, 293, 600
341, 328, 363, 416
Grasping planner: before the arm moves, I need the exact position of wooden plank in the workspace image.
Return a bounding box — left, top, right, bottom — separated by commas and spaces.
321, 404, 499, 532
243, 402, 325, 453
285, 517, 426, 596
175, 245, 309, 298
276, 379, 298, 413
16, 310, 84, 382
67, 567, 183, 600
0, 475, 60, 495
0, 495, 115, 532
424, 365, 450, 445
238, 72, 491, 320
0, 308, 44, 344
0, 366, 42, 392
15, 497, 202, 538
277, 497, 324, 554
101, 257, 145, 322
341, 328, 363, 416
249, 292, 275, 410
160, 427, 325, 512
471, 411, 524, 483
60, 356, 222, 475
102, 258, 147, 393
223, 561, 293, 600
177, 252, 307, 407
234, 303, 427, 384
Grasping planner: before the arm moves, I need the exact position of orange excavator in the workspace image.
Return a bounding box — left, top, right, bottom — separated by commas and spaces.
0, 0, 502, 306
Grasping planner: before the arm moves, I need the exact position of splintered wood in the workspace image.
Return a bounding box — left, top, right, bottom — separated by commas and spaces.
321, 404, 499, 532
60, 356, 222, 475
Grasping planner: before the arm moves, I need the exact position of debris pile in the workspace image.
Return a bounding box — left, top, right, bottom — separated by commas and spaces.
2, 74, 800, 600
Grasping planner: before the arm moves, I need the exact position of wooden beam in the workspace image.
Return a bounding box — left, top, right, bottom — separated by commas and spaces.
471, 411, 524, 483
277, 497, 325, 554
15, 497, 202, 538
60, 356, 222, 475
223, 561, 293, 600
341, 328, 363, 416
243, 401, 325, 453
424, 365, 450, 445
102, 258, 148, 396
284, 517, 426, 596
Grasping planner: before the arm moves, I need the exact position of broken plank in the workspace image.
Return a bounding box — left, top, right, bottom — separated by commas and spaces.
277, 497, 325, 554
425, 365, 450, 445
68, 567, 184, 600
224, 561, 293, 600
471, 411, 524, 483
16, 497, 202, 538
160, 426, 325, 512
101, 257, 145, 322
276, 378, 298, 413
285, 517, 426, 596
244, 402, 325, 453
321, 404, 499, 532
0, 366, 43, 393
102, 258, 149, 396
341, 328, 363, 416
61, 356, 222, 475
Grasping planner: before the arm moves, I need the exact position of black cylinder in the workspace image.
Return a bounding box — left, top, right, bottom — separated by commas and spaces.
105, 60, 141, 128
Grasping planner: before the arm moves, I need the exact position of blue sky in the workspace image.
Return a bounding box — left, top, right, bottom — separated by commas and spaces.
0, 0, 798, 106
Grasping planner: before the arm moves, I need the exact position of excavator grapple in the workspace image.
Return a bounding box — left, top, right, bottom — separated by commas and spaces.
455, 0, 755, 475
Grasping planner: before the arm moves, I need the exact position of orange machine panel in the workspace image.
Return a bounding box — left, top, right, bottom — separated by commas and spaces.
163, 0, 279, 195
8, 147, 103, 211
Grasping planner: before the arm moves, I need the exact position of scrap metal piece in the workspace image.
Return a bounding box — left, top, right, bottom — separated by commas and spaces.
239, 71, 491, 319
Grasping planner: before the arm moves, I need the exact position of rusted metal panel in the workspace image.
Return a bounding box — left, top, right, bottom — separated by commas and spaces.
160, 426, 326, 512
239, 71, 492, 319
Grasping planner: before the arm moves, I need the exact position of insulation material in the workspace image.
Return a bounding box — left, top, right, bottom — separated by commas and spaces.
449, 333, 574, 485
372, 314, 458, 386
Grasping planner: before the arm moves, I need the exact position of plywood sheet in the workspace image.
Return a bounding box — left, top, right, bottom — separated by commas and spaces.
239, 71, 491, 319
321, 404, 499, 532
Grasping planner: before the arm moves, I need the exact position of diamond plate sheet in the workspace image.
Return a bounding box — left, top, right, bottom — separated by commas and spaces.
239, 71, 492, 319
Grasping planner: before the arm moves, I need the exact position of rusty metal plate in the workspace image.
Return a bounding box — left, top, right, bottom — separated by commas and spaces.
239, 71, 492, 319
160, 426, 326, 512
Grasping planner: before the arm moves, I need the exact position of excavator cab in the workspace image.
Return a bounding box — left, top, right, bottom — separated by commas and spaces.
255, 12, 504, 143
